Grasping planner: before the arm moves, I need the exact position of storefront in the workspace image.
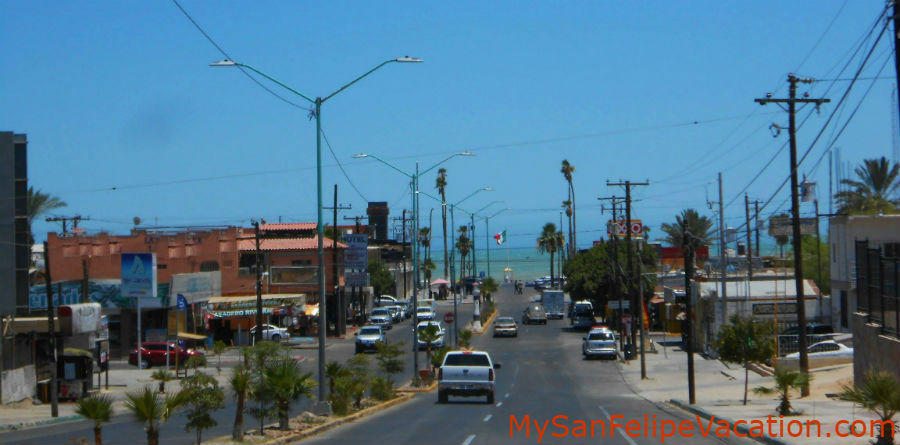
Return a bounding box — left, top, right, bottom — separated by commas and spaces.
205, 294, 305, 345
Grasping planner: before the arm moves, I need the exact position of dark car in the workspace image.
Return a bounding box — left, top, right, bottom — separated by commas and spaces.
128, 342, 204, 368
522, 303, 548, 325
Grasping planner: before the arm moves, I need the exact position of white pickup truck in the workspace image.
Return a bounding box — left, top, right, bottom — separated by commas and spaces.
437, 350, 501, 404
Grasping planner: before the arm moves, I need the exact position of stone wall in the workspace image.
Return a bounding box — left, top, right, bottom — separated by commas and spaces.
851, 312, 900, 386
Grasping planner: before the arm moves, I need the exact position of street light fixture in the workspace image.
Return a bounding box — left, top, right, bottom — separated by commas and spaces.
481, 207, 511, 279
352, 151, 473, 375
448, 186, 493, 347
211, 56, 422, 413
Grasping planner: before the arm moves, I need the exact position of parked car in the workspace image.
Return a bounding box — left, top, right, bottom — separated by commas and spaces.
522, 303, 548, 325
369, 308, 394, 330
250, 324, 289, 342
395, 300, 411, 319
354, 326, 386, 353
128, 342, 204, 369
492, 316, 518, 337
583, 330, 617, 359
569, 300, 595, 331
375, 295, 398, 306
416, 307, 436, 322
785, 340, 853, 360
416, 321, 445, 350
438, 350, 501, 403
778, 324, 835, 355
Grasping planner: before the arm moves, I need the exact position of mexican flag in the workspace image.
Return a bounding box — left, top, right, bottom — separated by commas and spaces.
494, 230, 506, 246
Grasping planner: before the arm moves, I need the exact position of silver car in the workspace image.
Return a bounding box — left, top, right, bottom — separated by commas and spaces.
369, 308, 393, 330
355, 326, 386, 353
582, 330, 617, 359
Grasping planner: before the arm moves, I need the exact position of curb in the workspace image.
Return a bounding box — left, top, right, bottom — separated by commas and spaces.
668, 399, 793, 445
0, 414, 83, 432
396, 381, 438, 394
208, 393, 415, 445
471, 310, 498, 335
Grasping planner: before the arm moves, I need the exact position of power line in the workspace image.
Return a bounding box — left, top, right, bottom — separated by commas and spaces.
321, 127, 368, 202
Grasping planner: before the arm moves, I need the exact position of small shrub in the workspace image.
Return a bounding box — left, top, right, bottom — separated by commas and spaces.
330, 394, 350, 416
370, 376, 394, 401
480, 301, 495, 324
431, 346, 450, 370
458, 330, 472, 349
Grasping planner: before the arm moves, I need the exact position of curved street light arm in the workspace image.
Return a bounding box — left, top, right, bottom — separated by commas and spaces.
419, 152, 474, 177
216, 61, 315, 104
356, 153, 413, 178
324, 58, 397, 103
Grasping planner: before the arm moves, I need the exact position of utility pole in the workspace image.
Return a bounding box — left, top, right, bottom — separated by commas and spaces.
43, 242, 58, 417
598, 196, 624, 351
393, 211, 412, 299
607, 180, 649, 360
893, 0, 900, 140
252, 220, 263, 345
717, 173, 728, 329
470, 214, 477, 281
745, 194, 753, 282
815, 199, 823, 320
683, 227, 697, 405
756, 74, 829, 397
754, 200, 761, 256
81, 259, 90, 304
343, 215, 367, 234
45, 215, 88, 235
324, 185, 351, 336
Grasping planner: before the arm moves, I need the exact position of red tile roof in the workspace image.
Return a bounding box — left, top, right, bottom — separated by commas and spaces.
259, 223, 316, 231
237, 236, 346, 251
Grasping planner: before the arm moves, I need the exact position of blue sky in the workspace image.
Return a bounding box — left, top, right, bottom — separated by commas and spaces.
3, 1, 896, 251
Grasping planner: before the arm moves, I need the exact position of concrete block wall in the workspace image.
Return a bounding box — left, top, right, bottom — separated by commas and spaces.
851, 312, 900, 386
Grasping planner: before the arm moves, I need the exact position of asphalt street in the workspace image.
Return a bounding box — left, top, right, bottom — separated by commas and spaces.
0, 297, 474, 445
301, 284, 759, 445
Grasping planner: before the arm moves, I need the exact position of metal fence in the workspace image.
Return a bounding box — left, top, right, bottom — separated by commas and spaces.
855, 240, 900, 338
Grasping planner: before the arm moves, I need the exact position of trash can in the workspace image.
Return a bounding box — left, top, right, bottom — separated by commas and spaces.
623, 343, 635, 360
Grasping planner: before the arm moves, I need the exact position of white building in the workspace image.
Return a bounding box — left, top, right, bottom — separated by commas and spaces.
829, 214, 900, 332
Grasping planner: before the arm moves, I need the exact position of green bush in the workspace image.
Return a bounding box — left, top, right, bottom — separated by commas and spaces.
329, 394, 350, 416
370, 376, 394, 401
458, 330, 472, 349
480, 301, 495, 324
431, 346, 450, 370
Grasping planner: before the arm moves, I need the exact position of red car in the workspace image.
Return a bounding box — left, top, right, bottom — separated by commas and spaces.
128, 342, 204, 368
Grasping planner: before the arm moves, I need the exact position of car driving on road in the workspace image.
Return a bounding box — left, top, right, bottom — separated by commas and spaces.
369, 308, 393, 330
416, 320, 445, 350
250, 324, 289, 342
493, 316, 518, 337
416, 306, 436, 321
355, 325, 386, 353
522, 303, 548, 325
437, 350, 501, 404
129, 342, 204, 368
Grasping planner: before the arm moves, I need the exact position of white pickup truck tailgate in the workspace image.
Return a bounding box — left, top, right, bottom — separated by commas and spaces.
440, 353, 493, 382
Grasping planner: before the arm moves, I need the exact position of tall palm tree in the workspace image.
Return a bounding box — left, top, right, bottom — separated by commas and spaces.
26, 187, 67, 225
229, 365, 252, 441
74, 394, 113, 445
436, 169, 450, 283
123, 386, 187, 445
420, 227, 432, 293
560, 160, 576, 256
835, 157, 900, 215
659, 209, 715, 254
537, 223, 563, 286
456, 226, 471, 285
562, 200, 572, 259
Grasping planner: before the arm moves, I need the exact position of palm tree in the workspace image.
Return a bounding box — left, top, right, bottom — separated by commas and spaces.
420, 227, 433, 293
562, 200, 572, 260
561, 160, 577, 255
753, 367, 811, 416
27, 187, 67, 225
150, 369, 175, 394
229, 365, 252, 441
840, 371, 900, 445
264, 358, 316, 430
659, 209, 715, 251
835, 157, 900, 215
456, 226, 471, 285
537, 223, 563, 286
74, 394, 113, 445
123, 386, 187, 445
417, 324, 442, 373
436, 168, 450, 284
325, 361, 348, 396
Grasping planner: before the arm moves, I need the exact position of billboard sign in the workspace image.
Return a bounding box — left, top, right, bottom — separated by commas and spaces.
768, 217, 816, 236
607, 220, 643, 238
121, 253, 157, 298
345, 271, 369, 287
343, 234, 368, 270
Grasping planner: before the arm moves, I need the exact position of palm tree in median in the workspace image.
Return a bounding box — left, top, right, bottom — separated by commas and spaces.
456, 226, 471, 287
560, 160, 577, 256
562, 200, 572, 259
835, 156, 900, 215
229, 364, 252, 441
436, 168, 450, 284
123, 386, 188, 445
74, 394, 113, 445
420, 227, 433, 293
537, 223, 563, 287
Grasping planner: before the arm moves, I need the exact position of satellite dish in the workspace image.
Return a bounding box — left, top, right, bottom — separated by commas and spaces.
133, 216, 142, 226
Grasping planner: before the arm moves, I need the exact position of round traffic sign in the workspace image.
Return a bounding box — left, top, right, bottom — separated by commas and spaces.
444, 312, 454, 323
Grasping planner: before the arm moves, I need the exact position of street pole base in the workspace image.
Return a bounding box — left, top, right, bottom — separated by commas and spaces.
312, 400, 333, 416
472, 321, 482, 332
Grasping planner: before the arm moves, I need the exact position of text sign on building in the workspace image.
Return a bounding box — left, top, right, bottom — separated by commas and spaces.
607, 220, 642, 238
121, 253, 157, 298
767, 217, 816, 237
343, 234, 368, 270
345, 271, 369, 287
752, 302, 798, 316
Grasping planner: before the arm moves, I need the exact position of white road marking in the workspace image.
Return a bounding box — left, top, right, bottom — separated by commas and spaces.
462, 434, 476, 445
598, 406, 639, 445
495, 402, 503, 407
483, 414, 492, 422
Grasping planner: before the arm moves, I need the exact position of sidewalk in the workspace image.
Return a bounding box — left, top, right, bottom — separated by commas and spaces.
619, 332, 881, 445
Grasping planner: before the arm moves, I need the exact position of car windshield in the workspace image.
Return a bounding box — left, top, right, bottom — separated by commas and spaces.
417, 308, 431, 313
496, 317, 515, 324
574, 305, 592, 315
359, 328, 381, 335
372, 309, 389, 315
444, 353, 490, 366
588, 332, 614, 341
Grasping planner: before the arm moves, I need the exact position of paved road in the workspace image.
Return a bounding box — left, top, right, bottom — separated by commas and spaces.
302, 284, 758, 445
0, 299, 474, 445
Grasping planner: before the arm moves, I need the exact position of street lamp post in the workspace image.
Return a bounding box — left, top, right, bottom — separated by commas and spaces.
470, 201, 503, 280
448, 187, 493, 347
211, 56, 422, 413
353, 152, 472, 374
482, 207, 511, 279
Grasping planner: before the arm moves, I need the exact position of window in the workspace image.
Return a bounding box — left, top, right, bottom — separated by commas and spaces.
359, 328, 381, 336
443, 354, 491, 366
291, 259, 312, 266
588, 333, 614, 341
200, 261, 219, 272
884, 243, 900, 259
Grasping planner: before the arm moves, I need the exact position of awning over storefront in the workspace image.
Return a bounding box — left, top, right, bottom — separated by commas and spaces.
206, 294, 305, 320
177, 332, 207, 341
